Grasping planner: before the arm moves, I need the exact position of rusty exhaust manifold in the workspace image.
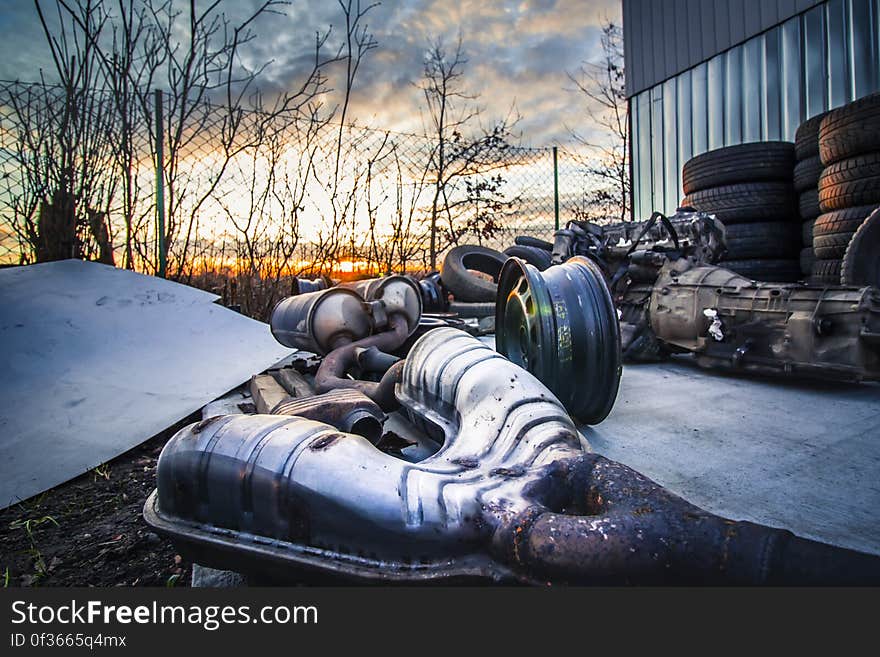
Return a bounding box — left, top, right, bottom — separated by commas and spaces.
312, 314, 409, 411
145, 329, 880, 584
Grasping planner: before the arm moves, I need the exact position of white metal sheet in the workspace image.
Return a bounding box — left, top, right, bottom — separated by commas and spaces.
0, 260, 293, 508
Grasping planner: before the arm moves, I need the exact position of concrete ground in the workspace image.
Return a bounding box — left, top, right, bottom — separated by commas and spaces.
584, 356, 880, 556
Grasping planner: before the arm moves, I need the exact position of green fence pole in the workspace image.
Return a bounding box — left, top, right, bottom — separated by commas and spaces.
154, 88, 166, 278
552, 146, 560, 230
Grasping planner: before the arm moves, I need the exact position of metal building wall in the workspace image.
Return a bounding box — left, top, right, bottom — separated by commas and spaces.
624, 0, 825, 97
630, 0, 880, 219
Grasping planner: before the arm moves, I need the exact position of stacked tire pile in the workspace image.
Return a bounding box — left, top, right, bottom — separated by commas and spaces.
812, 93, 880, 284
793, 113, 825, 279
681, 142, 802, 282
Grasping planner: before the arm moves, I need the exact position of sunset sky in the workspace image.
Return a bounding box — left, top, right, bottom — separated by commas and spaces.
0, 0, 621, 146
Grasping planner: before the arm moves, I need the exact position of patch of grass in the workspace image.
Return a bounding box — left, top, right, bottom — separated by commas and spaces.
9, 515, 59, 585
92, 463, 111, 481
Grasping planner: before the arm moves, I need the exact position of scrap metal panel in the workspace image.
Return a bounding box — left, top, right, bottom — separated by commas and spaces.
0, 260, 293, 508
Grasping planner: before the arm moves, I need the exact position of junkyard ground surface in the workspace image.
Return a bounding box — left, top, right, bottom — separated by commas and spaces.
2, 356, 879, 587
586, 357, 880, 556
0, 415, 196, 588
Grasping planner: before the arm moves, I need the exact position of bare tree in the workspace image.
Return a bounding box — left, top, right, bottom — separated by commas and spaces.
332, 0, 378, 183
97, 0, 167, 269
305, 0, 380, 275
29, 0, 349, 279
140, 0, 338, 280
1, 0, 119, 264
366, 142, 432, 274
568, 21, 630, 223
417, 34, 519, 269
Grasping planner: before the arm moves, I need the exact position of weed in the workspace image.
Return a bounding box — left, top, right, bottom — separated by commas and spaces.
9, 515, 59, 584
92, 463, 111, 481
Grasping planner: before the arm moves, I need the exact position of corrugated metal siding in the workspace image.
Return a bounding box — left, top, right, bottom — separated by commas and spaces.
624, 0, 825, 96
630, 0, 880, 219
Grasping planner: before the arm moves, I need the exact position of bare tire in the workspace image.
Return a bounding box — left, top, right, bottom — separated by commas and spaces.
841, 207, 880, 288
811, 204, 874, 260
799, 247, 815, 275
795, 112, 827, 161
721, 259, 802, 282
802, 218, 815, 245
514, 235, 554, 251
448, 301, 496, 318
793, 156, 822, 192
721, 221, 801, 260
504, 245, 552, 270
813, 205, 876, 239
440, 245, 507, 303
819, 93, 880, 165
810, 259, 843, 285
681, 142, 795, 195
682, 182, 797, 224
817, 151, 880, 212
813, 233, 855, 260
799, 189, 821, 220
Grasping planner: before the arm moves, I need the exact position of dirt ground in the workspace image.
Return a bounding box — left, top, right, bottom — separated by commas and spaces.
0, 415, 198, 588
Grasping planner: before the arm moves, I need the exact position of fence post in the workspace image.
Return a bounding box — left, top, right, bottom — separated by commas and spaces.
552, 146, 560, 230
154, 88, 166, 278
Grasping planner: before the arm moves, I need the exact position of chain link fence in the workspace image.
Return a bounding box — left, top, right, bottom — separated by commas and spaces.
0, 79, 616, 287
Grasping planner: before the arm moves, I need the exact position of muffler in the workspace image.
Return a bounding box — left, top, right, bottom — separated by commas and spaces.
340, 275, 422, 338
270, 288, 378, 354
292, 276, 332, 295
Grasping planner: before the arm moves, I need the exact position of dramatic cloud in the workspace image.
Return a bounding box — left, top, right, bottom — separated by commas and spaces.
0, 0, 622, 145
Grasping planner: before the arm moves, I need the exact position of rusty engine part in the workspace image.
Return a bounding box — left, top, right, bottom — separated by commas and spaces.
551, 209, 726, 281
313, 315, 410, 410
354, 346, 401, 374
618, 283, 669, 362
644, 258, 880, 381
496, 255, 622, 425
271, 275, 421, 408
270, 288, 380, 354
271, 388, 386, 444
145, 328, 880, 584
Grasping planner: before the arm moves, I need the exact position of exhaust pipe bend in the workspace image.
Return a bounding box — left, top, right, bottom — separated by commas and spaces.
492, 454, 880, 585
147, 328, 880, 584
314, 313, 410, 411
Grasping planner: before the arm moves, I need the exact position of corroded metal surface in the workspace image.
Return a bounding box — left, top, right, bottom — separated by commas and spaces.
647, 259, 880, 381
147, 328, 584, 581
313, 314, 410, 410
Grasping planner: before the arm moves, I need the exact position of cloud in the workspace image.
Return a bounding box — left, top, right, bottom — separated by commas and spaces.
0, 0, 623, 145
